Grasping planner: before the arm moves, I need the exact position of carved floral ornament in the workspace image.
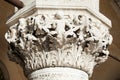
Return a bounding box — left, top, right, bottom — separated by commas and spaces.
5, 12, 113, 77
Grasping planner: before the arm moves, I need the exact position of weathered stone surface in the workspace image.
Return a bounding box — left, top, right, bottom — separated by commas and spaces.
5, 12, 112, 77
28, 68, 88, 80
5, 0, 113, 80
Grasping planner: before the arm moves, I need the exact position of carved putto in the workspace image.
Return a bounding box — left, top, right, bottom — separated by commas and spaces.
5, 12, 112, 76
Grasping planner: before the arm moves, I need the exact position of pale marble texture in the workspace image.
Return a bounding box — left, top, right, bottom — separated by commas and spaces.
28, 68, 88, 80
5, 0, 112, 80
5, 12, 112, 77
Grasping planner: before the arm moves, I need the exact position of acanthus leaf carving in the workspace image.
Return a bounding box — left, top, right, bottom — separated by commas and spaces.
5, 12, 113, 77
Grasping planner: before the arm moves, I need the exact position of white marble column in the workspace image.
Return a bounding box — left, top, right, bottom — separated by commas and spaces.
5, 0, 112, 80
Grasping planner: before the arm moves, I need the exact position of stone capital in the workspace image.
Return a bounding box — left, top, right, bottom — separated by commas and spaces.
5, 0, 112, 80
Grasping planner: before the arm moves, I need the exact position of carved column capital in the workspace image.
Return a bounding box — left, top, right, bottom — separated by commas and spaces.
5, 11, 112, 76
5, 0, 112, 80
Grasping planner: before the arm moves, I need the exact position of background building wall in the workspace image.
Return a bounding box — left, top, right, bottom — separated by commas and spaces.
0, 0, 120, 80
